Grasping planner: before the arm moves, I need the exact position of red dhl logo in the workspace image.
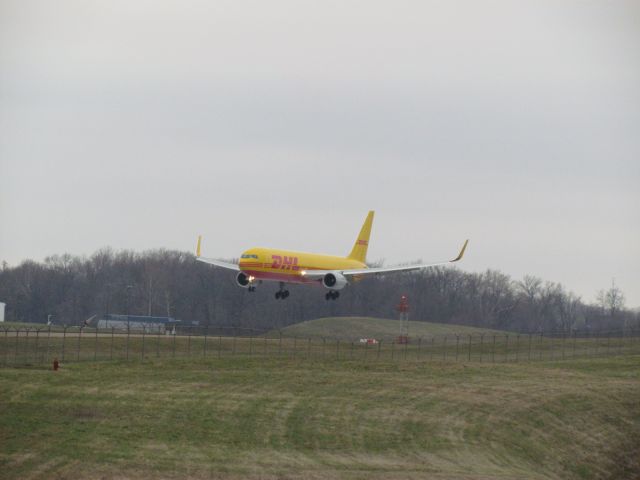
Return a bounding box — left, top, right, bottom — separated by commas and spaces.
357, 240, 368, 246
271, 255, 300, 271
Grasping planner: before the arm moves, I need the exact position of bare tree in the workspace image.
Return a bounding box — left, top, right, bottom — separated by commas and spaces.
597, 280, 626, 318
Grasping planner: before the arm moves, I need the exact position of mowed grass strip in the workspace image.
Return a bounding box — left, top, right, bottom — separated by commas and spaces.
1, 356, 639, 480
278, 316, 508, 340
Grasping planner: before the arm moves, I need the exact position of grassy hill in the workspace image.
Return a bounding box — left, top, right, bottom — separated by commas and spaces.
280, 316, 507, 340
1, 355, 638, 479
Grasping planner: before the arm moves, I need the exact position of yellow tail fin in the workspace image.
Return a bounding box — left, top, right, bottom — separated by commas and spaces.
348, 211, 374, 263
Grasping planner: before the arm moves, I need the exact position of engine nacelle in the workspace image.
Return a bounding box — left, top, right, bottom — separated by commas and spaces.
322, 272, 348, 290
236, 272, 251, 288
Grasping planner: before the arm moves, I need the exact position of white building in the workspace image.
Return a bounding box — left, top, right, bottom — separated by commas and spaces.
0, 302, 5, 322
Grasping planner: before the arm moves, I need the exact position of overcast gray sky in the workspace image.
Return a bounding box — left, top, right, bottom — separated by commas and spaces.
1, 1, 639, 306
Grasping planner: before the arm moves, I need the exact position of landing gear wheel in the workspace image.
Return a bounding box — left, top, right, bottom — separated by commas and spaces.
275, 291, 281, 299
283, 290, 290, 299
325, 291, 340, 300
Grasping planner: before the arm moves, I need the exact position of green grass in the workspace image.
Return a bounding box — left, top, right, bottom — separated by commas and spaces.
279, 316, 507, 340
1, 355, 639, 479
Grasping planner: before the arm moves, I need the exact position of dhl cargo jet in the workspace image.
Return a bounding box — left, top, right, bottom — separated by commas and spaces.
196, 211, 468, 300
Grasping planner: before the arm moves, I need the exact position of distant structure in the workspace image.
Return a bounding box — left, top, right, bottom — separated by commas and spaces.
0, 302, 5, 323
397, 295, 409, 344
94, 314, 180, 332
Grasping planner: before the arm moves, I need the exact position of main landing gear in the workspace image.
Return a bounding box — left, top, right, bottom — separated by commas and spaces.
248, 286, 256, 292
275, 282, 289, 300
325, 291, 340, 301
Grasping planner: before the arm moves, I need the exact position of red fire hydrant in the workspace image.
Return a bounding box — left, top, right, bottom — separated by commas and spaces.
53, 358, 59, 371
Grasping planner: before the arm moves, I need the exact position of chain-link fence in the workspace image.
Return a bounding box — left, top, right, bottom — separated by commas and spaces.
1, 326, 639, 367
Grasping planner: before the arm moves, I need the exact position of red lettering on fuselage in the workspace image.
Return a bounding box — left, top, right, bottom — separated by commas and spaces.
283, 256, 300, 271
271, 255, 299, 271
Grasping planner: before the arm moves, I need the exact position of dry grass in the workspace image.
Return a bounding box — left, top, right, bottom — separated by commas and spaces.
0, 355, 639, 479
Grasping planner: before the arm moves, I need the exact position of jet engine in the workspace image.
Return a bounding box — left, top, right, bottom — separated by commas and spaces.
236, 272, 251, 288
322, 272, 348, 290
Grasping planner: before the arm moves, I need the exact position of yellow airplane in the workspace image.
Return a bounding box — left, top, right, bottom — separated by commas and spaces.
196, 211, 468, 300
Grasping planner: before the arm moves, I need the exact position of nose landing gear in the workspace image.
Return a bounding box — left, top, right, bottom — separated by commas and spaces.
275, 282, 290, 300
325, 291, 340, 301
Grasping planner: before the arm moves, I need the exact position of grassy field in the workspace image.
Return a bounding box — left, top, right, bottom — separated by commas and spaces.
1, 355, 639, 479
279, 316, 507, 340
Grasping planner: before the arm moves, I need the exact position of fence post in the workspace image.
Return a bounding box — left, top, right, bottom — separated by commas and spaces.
467, 335, 471, 362
77, 327, 83, 361
618, 330, 623, 356
606, 332, 611, 356
561, 332, 566, 360
515, 335, 520, 362
218, 335, 222, 359
126, 328, 130, 361
377, 340, 382, 360
417, 337, 422, 360
203, 326, 208, 358
24, 328, 30, 363
492, 335, 496, 363
187, 330, 192, 356
94, 326, 98, 361
528, 333, 532, 362
350, 341, 354, 360
430, 337, 435, 361
539, 332, 543, 361
279, 331, 282, 356
504, 335, 509, 363
35, 329, 40, 364
141, 327, 146, 360
156, 328, 161, 358
13, 329, 21, 365
455, 335, 459, 362
443, 335, 448, 361
172, 331, 177, 357
110, 327, 114, 360
62, 327, 67, 362
3, 329, 9, 365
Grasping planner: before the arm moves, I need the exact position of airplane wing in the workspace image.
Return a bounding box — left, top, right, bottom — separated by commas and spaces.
196, 256, 240, 271
302, 240, 469, 279
195, 235, 240, 271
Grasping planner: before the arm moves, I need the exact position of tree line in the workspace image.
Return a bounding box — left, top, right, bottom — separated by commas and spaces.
0, 248, 636, 333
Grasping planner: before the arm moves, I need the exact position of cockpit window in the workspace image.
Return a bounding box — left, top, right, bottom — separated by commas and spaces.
241, 254, 259, 259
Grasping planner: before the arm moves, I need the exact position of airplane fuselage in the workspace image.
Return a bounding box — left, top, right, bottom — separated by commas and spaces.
238, 247, 366, 284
